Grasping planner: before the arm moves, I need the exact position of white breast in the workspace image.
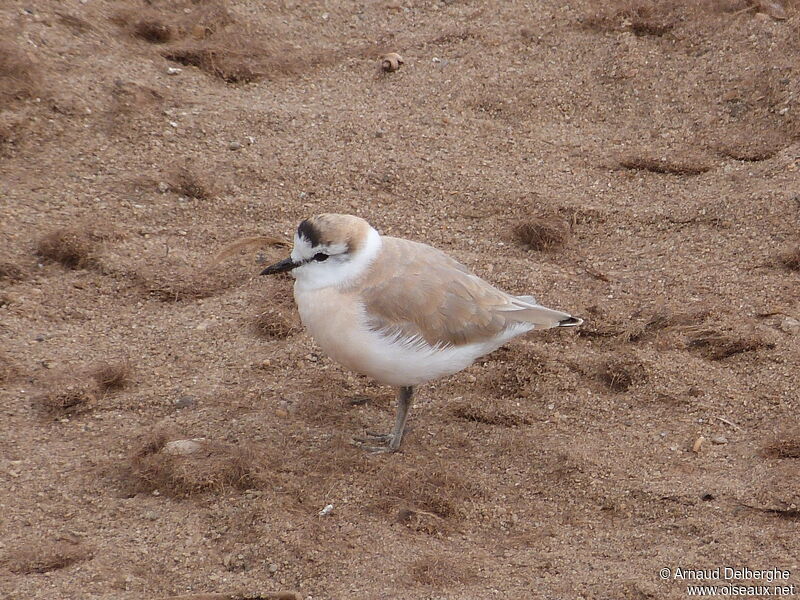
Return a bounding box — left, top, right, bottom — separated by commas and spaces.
294, 286, 533, 387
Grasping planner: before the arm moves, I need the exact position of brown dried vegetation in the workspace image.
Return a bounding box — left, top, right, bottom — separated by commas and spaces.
33, 376, 100, 417
763, 427, 800, 459
90, 360, 132, 392
451, 402, 531, 427
137, 260, 244, 302
35, 228, 100, 270
292, 380, 360, 427
0, 260, 25, 283
55, 11, 94, 34
113, 2, 232, 45
478, 345, 547, 395
618, 154, 712, 176
109, 80, 164, 120
577, 307, 708, 342
163, 34, 314, 84
4, 539, 92, 574
408, 554, 478, 587
253, 305, 299, 339
580, 1, 740, 37
513, 217, 569, 251
778, 246, 800, 271
619, 308, 709, 343
133, 18, 176, 44
170, 164, 218, 200
129, 431, 263, 497
371, 462, 480, 530
687, 328, 769, 360
0, 39, 42, 109
715, 129, 787, 162
0, 352, 20, 383
584, 3, 676, 37
113, 2, 315, 84
595, 356, 648, 392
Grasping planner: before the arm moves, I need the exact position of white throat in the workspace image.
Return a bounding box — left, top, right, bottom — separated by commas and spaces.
293, 226, 382, 291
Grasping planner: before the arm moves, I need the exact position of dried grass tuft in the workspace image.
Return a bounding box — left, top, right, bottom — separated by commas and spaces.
170, 164, 217, 200
451, 402, 531, 427
715, 129, 787, 162
4, 539, 92, 574
292, 382, 357, 427
513, 217, 569, 251
252, 279, 299, 339
106, 80, 164, 134
618, 154, 712, 176
763, 427, 800, 459
619, 308, 709, 343
371, 462, 480, 531
35, 228, 99, 270
253, 305, 298, 339
476, 344, 548, 397
129, 431, 263, 497
0, 39, 42, 109
55, 12, 93, 34
133, 18, 176, 44
113, 3, 233, 44
595, 356, 647, 392
0, 352, 20, 383
163, 32, 329, 84
687, 328, 768, 360
579, 1, 714, 37
408, 554, 478, 587
0, 260, 25, 282
138, 260, 244, 302
33, 376, 100, 417
90, 360, 132, 392
778, 246, 800, 272
164, 42, 263, 84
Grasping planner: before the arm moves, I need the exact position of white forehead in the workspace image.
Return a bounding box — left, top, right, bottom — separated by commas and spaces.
290, 233, 348, 262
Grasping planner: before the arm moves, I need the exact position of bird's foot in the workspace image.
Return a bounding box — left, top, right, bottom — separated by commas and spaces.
352, 431, 399, 453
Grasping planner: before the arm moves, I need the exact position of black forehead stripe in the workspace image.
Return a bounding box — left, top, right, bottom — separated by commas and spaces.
297, 219, 321, 247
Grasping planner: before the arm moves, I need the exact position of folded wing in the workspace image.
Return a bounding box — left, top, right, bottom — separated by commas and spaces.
358, 237, 578, 348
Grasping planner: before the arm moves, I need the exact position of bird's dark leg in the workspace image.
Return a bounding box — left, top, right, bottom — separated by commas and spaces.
354, 386, 414, 453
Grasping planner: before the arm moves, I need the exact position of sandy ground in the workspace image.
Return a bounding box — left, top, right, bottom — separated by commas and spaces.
1, 0, 799, 598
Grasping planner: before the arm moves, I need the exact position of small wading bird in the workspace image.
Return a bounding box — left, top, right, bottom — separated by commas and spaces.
262, 214, 582, 453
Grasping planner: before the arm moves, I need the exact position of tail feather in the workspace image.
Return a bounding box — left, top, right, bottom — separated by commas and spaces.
558, 316, 583, 327
502, 296, 583, 329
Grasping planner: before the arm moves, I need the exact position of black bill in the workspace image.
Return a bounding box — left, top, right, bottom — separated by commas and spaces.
260, 257, 297, 275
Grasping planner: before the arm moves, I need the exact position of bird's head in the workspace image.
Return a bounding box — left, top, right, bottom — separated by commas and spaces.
261, 214, 382, 289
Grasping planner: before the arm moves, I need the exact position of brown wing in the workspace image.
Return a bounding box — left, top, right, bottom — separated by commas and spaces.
358, 237, 516, 347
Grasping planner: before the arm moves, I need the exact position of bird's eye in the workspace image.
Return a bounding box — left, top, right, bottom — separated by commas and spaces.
313, 253, 329, 262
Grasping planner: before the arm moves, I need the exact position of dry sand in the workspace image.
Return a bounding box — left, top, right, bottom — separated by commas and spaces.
1, 0, 799, 598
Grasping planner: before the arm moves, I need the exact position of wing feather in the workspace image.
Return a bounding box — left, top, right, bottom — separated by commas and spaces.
357, 237, 564, 347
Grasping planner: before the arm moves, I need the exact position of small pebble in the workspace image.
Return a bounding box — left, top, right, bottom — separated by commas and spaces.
228, 141, 242, 151
174, 395, 196, 409
780, 317, 799, 335
163, 439, 206, 455
711, 435, 728, 445
166, 67, 182, 75
157, 181, 169, 193
319, 503, 334, 516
